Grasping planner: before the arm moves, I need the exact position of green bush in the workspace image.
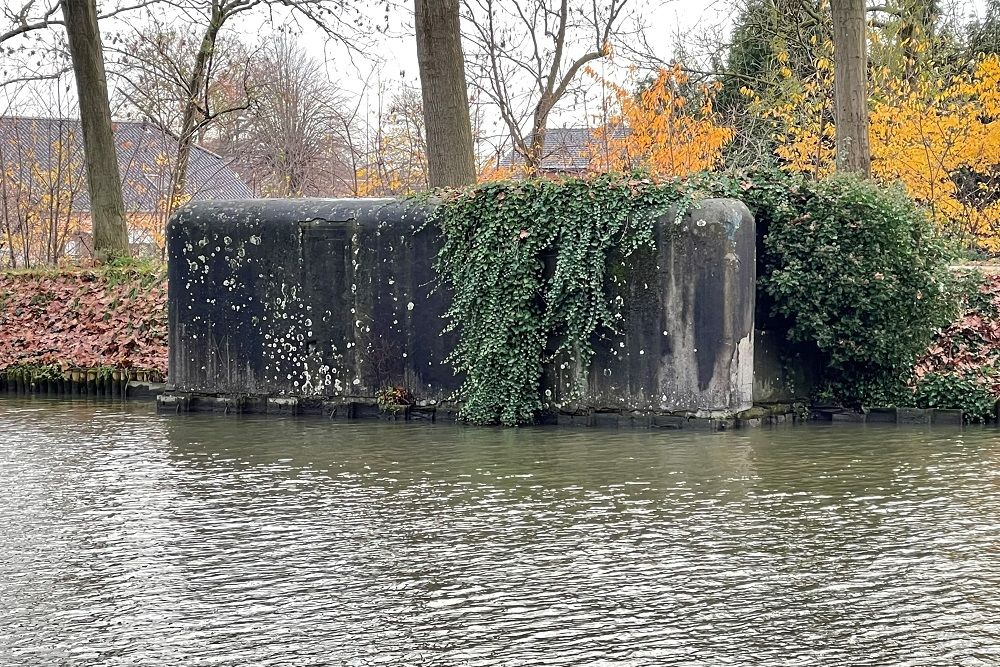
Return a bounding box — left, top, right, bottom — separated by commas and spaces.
914, 372, 996, 423
758, 173, 960, 406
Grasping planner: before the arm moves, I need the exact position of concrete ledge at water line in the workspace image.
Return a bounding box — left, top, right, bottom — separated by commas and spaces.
816, 406, 966, 426
154, 391, 806, 430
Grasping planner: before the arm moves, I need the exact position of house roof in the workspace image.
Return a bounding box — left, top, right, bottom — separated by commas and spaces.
499, 126, 628, 172
0, 116, 253, 212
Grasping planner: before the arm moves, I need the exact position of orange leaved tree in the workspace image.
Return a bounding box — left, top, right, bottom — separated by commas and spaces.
589, 66, 733, 177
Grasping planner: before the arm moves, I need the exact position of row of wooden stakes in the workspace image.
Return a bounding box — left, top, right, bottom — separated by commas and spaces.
0, 367, 165, 398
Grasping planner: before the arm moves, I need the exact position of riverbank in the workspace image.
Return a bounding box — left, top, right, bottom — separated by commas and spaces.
3, 264, 1000, 424
0, 264, 167, 386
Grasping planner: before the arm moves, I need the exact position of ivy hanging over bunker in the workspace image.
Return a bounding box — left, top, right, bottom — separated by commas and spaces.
429, 173, 699, 426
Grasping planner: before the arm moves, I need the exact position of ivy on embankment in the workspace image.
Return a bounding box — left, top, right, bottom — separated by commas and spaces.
430, 173, 700, 426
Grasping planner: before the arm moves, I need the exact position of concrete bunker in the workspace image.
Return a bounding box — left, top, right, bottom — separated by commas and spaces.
160, 197, 756, 422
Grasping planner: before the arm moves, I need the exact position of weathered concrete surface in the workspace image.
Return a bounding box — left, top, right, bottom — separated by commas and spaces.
165, 197, 755, 417
167, 199, 458, 401
753, 329, 820, 402
548, 199, 755, 415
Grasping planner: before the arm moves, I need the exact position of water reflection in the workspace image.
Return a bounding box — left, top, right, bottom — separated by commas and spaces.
1, 397, 999, 665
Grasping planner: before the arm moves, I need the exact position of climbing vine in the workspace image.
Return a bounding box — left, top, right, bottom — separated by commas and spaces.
431, 173, 698, 425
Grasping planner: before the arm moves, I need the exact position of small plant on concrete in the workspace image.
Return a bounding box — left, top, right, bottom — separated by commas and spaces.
375, 385, 414, 413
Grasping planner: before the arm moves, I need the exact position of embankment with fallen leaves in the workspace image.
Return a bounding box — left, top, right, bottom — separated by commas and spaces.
0, 265, 167, 379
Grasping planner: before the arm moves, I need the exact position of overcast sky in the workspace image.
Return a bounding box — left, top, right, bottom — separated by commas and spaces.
1, 0, 993, 150
244, 0, 989, 143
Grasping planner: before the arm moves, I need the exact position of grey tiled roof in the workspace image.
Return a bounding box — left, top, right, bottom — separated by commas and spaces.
0, 116, 252, 212
499, 126, 628, 172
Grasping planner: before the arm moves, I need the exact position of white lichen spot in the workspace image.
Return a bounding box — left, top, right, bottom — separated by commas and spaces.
407, 301, 414, 311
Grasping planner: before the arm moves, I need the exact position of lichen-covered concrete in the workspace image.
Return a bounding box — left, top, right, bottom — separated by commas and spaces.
166, 199, 458, 401
164, 197, 756, 419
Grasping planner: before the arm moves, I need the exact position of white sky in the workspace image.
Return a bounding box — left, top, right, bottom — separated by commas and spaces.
242, 0, 989, 148
1, 0, 992, 153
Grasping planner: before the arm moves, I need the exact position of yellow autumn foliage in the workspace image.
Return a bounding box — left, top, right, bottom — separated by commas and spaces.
589, 66, 733, 177
870, 57, 1000, 247
765, 47, 1000, 250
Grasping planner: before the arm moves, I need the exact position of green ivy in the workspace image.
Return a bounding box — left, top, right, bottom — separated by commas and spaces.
431, 173, 699, 425
914, 371, 996, 423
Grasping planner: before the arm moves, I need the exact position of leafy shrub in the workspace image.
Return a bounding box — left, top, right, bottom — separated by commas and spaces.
914, 371, 997, 423
759, 173, 959, 406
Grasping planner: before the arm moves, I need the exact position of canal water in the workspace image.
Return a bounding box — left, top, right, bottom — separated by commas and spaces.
1, 398, 999, 666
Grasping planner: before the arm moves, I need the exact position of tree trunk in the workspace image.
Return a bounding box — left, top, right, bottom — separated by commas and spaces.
60, 0, 130, 260
168, 1, 223, 218
414, 0, 476, 188
526, 123, 546, 175
831, 0, 871, 177
901, 0, 936, 80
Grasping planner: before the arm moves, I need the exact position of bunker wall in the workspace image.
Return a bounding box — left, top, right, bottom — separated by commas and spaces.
166, 197, 755, 416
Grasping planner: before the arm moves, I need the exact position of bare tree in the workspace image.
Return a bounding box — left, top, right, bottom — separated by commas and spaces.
351, 83, 430, 196
2, 0, 168, 262
2, 0, 156, 44
0, 116, 86, 267
233, 35, 352, 196
152, 0, 365, 217
463, 0, 628, 173
831, 0, 871, 176
414, 0, 475, 187
110, 21, 252, 141
60, 0, 129, 260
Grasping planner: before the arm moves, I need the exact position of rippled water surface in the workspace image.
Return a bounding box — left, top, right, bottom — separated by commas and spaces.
2, 398, 1000, 665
